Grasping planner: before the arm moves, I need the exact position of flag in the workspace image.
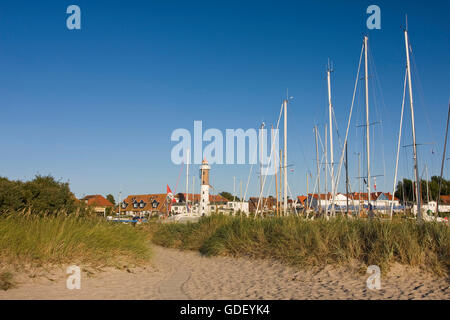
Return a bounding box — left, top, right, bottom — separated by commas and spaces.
374, 177, 377, 191
166, 185, 174, 200
166, 185, 176, 213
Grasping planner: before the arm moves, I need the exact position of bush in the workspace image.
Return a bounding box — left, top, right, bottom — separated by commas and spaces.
0, 175, 83, 215
150, 215, 450, 275
0, 212, 151, 267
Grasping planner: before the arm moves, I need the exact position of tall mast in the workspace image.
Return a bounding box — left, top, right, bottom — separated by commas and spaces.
437, 101, 450, 215
186, 148, 190, 215
425, 165, 430, 204
345, 142, 349, 215
192, 174, 195, 214
273, 124, 278, 217
357, 153, 361, 216
233, 176, 236, 202
391, 69, 407, 219
324, 124, 328, 215
315, 126, 321, 213
327, 65, 335, 215
364, 36, 371, 208
259, 122, 265, 196
404, 28, 422, 221
279, 149, 283, 216
283, 99, 288, 215
306, 172, 309, 212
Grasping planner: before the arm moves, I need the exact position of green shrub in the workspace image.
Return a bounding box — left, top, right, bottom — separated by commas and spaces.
151, 214, 450, 275
0, 212, 151, 267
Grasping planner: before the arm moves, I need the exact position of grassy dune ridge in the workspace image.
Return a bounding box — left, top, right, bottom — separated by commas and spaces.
149, 215, 450, 275
0, 212, 151, 268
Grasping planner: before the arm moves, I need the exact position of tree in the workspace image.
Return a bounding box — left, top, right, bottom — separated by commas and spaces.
220, 191, 240, 202
106, 194, 115, 206
395, 176, 450, 204
0, 175, 79, 215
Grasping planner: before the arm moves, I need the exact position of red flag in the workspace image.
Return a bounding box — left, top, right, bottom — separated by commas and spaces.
167, 185, 176, 202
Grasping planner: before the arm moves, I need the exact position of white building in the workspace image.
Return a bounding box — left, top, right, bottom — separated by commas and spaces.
306, 192, 401, 210
227, 201, 249, 214
413, 201, 450, 214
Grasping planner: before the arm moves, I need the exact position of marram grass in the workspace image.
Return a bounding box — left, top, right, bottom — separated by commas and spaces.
149, 215, 450, 275
0, 212, 152, 268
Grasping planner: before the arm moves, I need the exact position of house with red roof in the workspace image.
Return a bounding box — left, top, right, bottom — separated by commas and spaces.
80, 195, 114, 215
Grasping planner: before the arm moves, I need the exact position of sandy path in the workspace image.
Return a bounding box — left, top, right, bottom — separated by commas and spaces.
0, 245, 448, 300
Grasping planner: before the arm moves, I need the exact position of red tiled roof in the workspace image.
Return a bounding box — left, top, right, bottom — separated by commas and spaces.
120, 194, 168, 213
440, 195, 450, 205
81, 195, 113, 207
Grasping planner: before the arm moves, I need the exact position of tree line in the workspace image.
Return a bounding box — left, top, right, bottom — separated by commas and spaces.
0, 175, 85, 215
394, 176, 450, 203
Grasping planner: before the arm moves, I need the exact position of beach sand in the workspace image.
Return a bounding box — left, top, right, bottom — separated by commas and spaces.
0, 245, 448, 300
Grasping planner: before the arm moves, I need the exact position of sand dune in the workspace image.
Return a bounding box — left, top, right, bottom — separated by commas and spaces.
0, 245, 448, 300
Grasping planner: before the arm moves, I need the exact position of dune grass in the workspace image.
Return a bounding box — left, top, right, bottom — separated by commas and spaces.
149, 215, 450, 275
0, 212, 152, 269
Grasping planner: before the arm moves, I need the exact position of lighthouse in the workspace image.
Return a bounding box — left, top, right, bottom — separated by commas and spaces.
200, 158, 210, 216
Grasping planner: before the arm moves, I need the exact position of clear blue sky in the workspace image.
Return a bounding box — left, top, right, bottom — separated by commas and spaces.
0, 0, 449, 200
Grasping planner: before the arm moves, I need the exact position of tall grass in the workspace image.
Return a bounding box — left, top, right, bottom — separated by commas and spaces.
150, 215, 450, 275
0, 212, 151, 268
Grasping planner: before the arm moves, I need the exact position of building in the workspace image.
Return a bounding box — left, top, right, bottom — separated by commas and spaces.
414, 195, 450, 214
248, 197, 277, 213
118, 194, 168, 216
80, 195, 114, 215
200, 158, 210, 216
170, 193, 235, 215
248, 197, 299, 214
305, 192, 401, 211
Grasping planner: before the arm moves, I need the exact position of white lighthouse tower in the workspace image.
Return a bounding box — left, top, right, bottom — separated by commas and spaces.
200, 158, 210, 216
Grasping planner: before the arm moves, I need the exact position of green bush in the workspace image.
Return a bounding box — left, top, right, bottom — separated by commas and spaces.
0, 175, 84, 215
0, 212, 151, 267
151, 215, 450, 275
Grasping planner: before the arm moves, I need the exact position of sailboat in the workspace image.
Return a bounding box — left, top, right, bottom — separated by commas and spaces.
390, 20, 448, 223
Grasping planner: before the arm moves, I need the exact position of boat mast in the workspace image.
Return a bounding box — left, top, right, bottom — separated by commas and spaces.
315, 126, 321, 213
425, 165, 430, 205
259, 122, 265, 197
186, 148, 190, 215
391, 69, 407, 219
358, 153, 361, 215
436, 101, 450, 215
192, 173, 195, 214
283, 99, 288, 215
404, 28, 422, 221
327, 64, 335, 216
279, 149, 283, 216
325, 124, 328, 215
437, 102, 450, 215
345, 142, 349, 215
364, 36, 371, 210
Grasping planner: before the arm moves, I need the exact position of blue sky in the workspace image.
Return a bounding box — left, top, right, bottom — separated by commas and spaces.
0, 0, 449, 200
